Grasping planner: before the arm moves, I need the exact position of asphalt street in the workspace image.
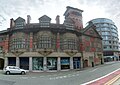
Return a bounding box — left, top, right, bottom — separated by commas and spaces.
0, 61, 120, 85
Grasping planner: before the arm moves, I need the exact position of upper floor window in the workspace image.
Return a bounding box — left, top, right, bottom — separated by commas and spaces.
15, 17, 25, 29
63, 38, 77, 50
40, 21, 50, 27
10, 38, 29, 51
0, 37, 4, 42
71, 11, 82, 16
64, 18, 75, 30
65, 23, 74, 30
15, 22, 25, 28
37, 36, 52, 49
9, 32, 29, 51
39, 15, 51, 27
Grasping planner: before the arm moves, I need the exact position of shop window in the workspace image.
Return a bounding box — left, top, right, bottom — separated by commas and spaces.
47, 57, 57, 70
61, 57, 70, 69
32, 57, 43, 70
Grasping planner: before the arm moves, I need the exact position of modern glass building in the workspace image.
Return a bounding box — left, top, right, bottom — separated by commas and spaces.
87, 18, 119, 62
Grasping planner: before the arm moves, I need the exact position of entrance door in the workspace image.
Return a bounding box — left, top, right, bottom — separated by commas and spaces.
84, 59, 88, 67
0, 58, 4, 69
73, 57, 81, 69
73, 61, 80, 69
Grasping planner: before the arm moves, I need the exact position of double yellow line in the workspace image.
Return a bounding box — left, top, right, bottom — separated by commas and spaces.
104, 74, 120, 85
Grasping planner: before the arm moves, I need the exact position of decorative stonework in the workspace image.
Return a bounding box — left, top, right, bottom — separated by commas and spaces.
11, 50, 24, 56
38, 48, 53, 56
64, 50, 78, 56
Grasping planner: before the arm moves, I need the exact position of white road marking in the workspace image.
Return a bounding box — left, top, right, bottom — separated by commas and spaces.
49, 74, 77, 80
63, 76, 67, 78
48, 71, 85, 80
21, 77, 28, 79
31, 77, 36, 78
76, 74, 79, 76
81, 68, 120, 85
89, 68, 98, 72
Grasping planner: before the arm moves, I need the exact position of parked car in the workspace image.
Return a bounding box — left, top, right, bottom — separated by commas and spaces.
3, 66, 27, 75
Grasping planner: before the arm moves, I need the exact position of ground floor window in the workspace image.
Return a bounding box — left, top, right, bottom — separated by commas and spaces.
61, 57, 70, 70
47, 57, 57, 70
8, 57, 16, 66
20, 57, 29, 70
32, 57, 43, 70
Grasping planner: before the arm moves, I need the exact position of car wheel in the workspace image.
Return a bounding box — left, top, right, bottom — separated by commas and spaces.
6, 71, 10, 75
21, 71, 25, 75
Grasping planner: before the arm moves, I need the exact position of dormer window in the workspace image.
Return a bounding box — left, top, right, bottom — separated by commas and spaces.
40, 21, 50, 27
15, 17, 25, 29
38, 15, 51, 27
15, 22, 25, 28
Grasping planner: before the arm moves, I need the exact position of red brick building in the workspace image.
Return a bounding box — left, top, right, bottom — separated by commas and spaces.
0, 6, 103, 71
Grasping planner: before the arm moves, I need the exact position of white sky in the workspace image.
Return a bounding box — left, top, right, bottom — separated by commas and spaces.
0, 0, 120, 39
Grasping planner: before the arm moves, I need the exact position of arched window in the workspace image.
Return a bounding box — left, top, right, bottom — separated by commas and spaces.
62, 33, 78, 50
63, 38, 77, 50
9, 32, 29, 51
37, 35, 52, 49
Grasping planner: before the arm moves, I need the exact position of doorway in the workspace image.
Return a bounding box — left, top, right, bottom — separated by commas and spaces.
0, 58, 4, 69
73, 57, 81, 69
84, 59, 88, 67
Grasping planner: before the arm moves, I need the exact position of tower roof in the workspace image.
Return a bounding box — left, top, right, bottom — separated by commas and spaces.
64, 6, 83, 16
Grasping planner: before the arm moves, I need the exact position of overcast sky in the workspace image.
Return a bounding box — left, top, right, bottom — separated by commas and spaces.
0, 0, 120, 37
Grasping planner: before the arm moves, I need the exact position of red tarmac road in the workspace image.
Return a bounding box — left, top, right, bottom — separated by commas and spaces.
87, 69, 120, 85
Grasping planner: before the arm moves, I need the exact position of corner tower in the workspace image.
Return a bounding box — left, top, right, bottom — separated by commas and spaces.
64, 6, 83, 30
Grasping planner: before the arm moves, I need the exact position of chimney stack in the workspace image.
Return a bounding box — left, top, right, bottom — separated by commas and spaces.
56, 15, 60, 24
10, 18, 15, 28
27, 15, 31, 24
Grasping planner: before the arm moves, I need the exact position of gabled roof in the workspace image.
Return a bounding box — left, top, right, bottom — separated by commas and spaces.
15, 17, 25, 22
38, 15, 51, 21
81, 24, 102, 39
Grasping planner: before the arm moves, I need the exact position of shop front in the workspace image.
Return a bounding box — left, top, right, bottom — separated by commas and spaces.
47, 57, 57, 70
32, 57, 43, 71
61, 57, 70, 70
19, 57, 29, 70
8, 57, 16, 66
